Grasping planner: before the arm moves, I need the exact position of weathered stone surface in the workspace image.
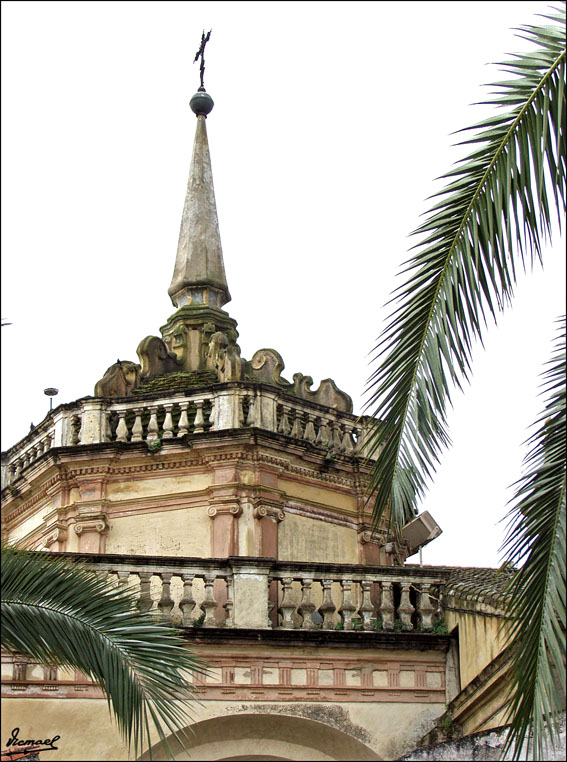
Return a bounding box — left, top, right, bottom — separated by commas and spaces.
398, 714, 566, 760
246, 348, 353, 413
137, 336, 180, 380
168, 114, 230, 308
94, 360, 141, 397
206, 330, 242, 381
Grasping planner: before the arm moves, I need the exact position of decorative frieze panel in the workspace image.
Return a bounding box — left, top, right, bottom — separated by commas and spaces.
1, 652, 446, 704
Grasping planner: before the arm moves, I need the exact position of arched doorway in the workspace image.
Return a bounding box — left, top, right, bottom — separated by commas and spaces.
142, 712, 381, 761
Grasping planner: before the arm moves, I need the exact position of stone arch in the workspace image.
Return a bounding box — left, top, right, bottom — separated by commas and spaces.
142, 712, 382, 761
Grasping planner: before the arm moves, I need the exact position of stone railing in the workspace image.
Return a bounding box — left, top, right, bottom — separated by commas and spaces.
2, 384, 372, 488
58, 553, 449, 633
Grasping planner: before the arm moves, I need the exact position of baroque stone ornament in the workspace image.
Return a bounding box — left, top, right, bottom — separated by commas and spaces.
206, 331, 242, 381
246, 348, 353, 413
137, 336, 180, 380
94, 360, 141, 397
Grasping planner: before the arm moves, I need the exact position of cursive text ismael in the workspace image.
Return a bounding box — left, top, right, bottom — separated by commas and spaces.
5, 727, 60, 751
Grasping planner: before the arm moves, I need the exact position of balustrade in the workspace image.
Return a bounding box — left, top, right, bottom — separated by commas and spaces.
106, 396, 213, 444
21, 553, 447, 634
97, 560, 233, 627
2, 384, 370, 489
271, 568, 444, 632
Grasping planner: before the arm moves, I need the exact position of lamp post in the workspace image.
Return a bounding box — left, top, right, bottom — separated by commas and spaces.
44, 387, 59, 411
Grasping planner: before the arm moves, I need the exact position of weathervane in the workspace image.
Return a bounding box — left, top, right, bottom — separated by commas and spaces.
194, 29, 212, 91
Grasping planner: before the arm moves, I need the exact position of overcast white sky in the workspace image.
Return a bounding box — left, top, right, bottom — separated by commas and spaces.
2, 1, 565, 567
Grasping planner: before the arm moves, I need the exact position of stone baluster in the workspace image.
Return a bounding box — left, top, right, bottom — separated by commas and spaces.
71, 416, 82, 445
223, 575, 234, 627
157, 573, 174, 621
207, 399, 215, 430
297, 578, 316, 630
201, 574, 218, 627
177, 402, 190, 437
277, 577, 296, 629
304, 413, 317, 444
318, 579, 337, 629
193, 400, 205, 433
246, 394, 257, 426
240, 394, 248, 427
131, 409, 144, 442
103, 410, 113, 443
342, 425, 355, 455
397, 583, 415, 630
339, 580, 357, 630
146, 407, 159, 445
14, 459, 22, 480
290, 409, 303, 439
358, 580, 375, 630
316, 417, 331, 448
137, 572, 153, 614
179, 573, 196, 625
162, 404, 174, 438
115, 570, 130, 589
332, 421, 343, 451
278, 405, 291, 436
116, 410, 129, 442
380, 581, 395, 630
267, 576, 276, 628
418, 584, 436, 631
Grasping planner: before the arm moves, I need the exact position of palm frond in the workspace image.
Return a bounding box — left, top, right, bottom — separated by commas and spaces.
499, 316, 566, 761
1, 546, 206, 759
365, 4, 566, 530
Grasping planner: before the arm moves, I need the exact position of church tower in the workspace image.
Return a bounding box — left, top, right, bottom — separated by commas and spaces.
3, 47, 499, 762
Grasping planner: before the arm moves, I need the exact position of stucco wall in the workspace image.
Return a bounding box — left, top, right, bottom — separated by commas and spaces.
445, 609, 510, 690
278, 511, 358, 564
1, 697, 446, 761
105, 507, 211, 557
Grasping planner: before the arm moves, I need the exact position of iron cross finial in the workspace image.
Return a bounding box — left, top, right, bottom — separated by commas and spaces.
194, 29, 212, 91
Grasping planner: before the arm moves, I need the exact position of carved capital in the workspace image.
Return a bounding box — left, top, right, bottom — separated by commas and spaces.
253, 504, 285, 522
357, 528, 386, 546
74, 517, 108, 535
45, 525, 68, 548
207, 503, 242, 519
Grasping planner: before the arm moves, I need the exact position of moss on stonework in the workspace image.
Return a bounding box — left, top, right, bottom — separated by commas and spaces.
133, 370, 219, 395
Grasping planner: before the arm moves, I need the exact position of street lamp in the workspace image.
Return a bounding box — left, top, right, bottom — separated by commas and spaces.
44, 387, 59, 411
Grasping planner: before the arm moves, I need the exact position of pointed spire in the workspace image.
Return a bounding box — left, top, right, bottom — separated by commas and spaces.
168, 106, 230, 310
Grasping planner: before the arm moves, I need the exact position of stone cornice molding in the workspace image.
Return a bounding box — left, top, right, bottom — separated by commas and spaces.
284, 500, 358, 530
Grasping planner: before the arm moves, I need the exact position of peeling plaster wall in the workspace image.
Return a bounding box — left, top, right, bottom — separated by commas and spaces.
399, 714, 566, 761
105, 506, 211, 557
278, 511, 358, 564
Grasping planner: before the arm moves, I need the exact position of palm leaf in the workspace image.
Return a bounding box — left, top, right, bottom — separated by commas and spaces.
499, 316, 566, 760
365, 4, 566, 530
1, 546, 206, 759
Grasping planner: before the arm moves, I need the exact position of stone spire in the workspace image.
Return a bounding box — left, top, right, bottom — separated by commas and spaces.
168, 93, 230, 310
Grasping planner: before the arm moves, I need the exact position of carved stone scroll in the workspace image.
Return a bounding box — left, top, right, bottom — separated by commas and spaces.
137, 336, 180, 380
94, 361, 141, 397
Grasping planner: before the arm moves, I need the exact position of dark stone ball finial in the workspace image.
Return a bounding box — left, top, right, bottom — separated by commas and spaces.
190, 90, 214, 116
